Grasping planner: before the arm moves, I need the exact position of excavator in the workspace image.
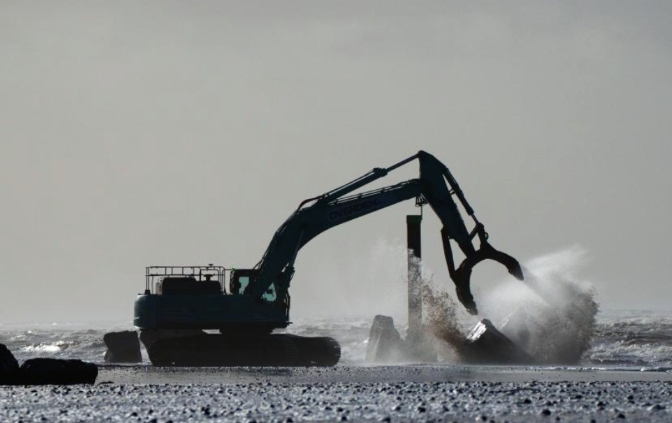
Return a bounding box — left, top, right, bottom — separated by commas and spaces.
134, 151, 523, 366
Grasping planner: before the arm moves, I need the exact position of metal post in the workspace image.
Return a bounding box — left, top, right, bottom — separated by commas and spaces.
407, 215, 422, 336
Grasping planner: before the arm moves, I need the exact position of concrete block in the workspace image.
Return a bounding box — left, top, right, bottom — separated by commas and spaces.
365, 315, 404, 363
462, 319, 536, 364
104, 331, 142, 363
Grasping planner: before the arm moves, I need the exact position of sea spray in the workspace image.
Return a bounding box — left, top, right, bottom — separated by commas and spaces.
421, 280, 466, 361
410, 255, 470, 361
292, 239, 409, 321
416, 246, 599, 364
477, 246, 599, 364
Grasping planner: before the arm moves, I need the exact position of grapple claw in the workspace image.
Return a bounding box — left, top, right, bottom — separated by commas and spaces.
455, 281, 478, 315
453, 242, 524, 313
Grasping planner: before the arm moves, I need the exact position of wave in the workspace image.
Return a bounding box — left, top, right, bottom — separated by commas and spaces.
2, 314, 672, 368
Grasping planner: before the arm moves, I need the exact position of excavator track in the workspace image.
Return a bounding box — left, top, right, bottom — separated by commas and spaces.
146, 334, 340, 367
287, 335, 341, 367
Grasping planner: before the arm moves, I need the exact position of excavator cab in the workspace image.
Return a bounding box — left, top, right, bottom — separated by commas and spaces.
229, 269, 280, 302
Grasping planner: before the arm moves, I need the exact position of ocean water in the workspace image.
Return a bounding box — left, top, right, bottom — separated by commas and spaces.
1, 246, 668, 369
0, 310, 671, 369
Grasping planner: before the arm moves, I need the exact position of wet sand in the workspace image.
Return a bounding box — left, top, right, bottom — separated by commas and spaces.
1, 366, 671, 422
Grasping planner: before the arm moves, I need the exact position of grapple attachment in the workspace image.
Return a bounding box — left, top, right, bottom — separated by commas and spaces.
454, 242, 524, 315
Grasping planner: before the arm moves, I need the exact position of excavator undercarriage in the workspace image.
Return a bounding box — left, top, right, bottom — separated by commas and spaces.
143, 332, 340, 367
135, 266, 341, 366
133, 151, 522, 366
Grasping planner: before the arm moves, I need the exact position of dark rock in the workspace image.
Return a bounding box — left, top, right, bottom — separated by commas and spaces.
461, 319, 536, 365
20, 358, 97, 385
104, 331, 142, 363
365, 315, 404, 363
0, 344, 20, 385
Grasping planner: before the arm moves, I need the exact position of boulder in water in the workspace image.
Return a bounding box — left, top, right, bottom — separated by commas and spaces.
104, 331, 142, 363
20, 358, 98, 385
0, 344, 20, 385
462, 319, 536, 364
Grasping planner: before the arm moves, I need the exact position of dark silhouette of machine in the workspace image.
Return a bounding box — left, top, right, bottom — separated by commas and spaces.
134, 151, 523, 366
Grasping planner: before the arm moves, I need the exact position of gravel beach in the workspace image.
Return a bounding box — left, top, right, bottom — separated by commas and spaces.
2, 366, 671, 422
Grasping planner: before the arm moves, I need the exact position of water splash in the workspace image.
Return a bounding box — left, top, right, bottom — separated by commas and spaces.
415, 246, 599, 364
404, 254, 470, 361
421, 279, 465, 361
477, 246, 599, 364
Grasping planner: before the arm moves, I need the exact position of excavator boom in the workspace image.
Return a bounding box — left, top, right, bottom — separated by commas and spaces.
249, 150, 523, 314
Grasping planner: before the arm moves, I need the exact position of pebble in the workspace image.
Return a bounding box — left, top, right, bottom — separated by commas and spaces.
0, 370, 671, 422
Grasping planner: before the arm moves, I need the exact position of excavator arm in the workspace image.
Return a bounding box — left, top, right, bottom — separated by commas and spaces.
247, 151, 523, 315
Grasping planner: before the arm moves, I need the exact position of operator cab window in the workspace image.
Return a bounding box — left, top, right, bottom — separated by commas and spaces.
233, 275, 276, 301
262, 283, 277, 302
237, 276, 249, 294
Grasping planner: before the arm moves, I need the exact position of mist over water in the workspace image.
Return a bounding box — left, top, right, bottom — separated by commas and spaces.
293, 239, 410, 321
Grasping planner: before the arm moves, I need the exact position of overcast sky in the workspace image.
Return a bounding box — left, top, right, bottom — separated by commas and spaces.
1, 1, 671, 323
